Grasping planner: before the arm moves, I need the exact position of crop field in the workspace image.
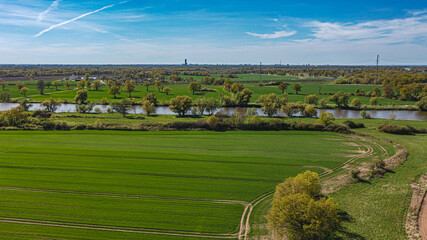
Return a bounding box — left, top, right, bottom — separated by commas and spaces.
8, 81, 414, 106
0, 130, 393, 239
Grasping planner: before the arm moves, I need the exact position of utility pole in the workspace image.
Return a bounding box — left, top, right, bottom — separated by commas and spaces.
375, 55, 379, 85
259, 62, 262, 83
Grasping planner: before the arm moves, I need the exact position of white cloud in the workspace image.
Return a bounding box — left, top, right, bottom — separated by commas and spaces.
37, 0, 60, 22
308, 14, 427, 43
247, 30, 297, 39
34, 4, 115, 37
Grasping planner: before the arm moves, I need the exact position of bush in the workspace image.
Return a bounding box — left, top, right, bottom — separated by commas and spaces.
325, 124, 352, 133
350, 169, 361, 182
343, 120, 365, 129
378, 123, 415, 135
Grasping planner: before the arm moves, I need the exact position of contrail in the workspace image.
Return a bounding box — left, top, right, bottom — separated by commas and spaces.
34, 4, 115, 37
37, 0, 61, 22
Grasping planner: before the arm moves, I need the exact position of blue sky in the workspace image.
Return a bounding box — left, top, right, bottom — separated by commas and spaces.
0, 0, 426, 64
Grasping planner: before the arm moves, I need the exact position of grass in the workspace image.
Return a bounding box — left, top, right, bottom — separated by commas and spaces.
0, 130, 388, 239
5, 78, 415, 107
247, 119, 427, 240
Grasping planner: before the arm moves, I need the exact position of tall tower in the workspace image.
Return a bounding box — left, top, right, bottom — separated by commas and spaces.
185, 59, 188, 66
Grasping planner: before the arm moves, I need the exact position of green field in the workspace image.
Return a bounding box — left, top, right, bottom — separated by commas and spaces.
7, 81, 415, 106
0, 130, 392, 239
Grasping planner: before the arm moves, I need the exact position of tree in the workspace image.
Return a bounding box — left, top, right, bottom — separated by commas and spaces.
77, 80, 86, 89
372, 87, 381, 97
92, 80, 102, 91
163, 87, 172, 95
318, 111, 335, 126
268, 171, 340, 240
169, 96, 193, 116
40, 98, 62, 113
234, 88, 253, 106
382, 84, 394, 99
169, 74, 181, 82
108, 86, 121, 98
0, 92, 11, 102
189, 82, 201, 95
351, 97, 362, 109
329, 91, 351, 108
303, 105, 317, 118
0, 80, 7, 90
319, 98, 328, 108
84, 73, 90, 81
154, 80, 163, 92
222, 79, 232, 92
74, 89, 88, 104
143, 82, 151, 91
52, 81, 60, 90
141, 100, 156, 116
292, 83, 302, 94
231, 82, 244, 93
305, 94, 318, 105
370, 97, 378, 106
123, 80, 136, 97
281, 103, 299, 117
18, 99, 32, 111
16, 82, 24, 90
36, 80, 45, 94
257, 93, 283, 117
416, 96, 427, 111
111, 98, 132, 117
278, 83, 289, 93
64, 81, 72, 90
20, 87, 29, 97
144, 93, 158, 106
106, 80, 113, 88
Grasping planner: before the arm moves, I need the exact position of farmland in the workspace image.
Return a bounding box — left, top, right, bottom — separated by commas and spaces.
0, 130, 393, 239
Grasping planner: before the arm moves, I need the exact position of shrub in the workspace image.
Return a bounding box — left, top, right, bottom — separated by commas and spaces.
0, 92, 11, 102
350, 169, 361, 182
378, 123, 415, 135
343, 120, 365, 129
318, 111, 335, 126
325, 124, 352, 133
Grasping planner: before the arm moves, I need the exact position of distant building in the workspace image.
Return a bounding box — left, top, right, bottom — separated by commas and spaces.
184, 59, 188, 65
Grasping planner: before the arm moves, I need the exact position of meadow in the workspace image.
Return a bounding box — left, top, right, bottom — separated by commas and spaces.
0, 130, 392, 239
6, 80, 415, 106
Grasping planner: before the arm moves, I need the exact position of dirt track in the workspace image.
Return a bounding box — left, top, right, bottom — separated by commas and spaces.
420, 194, 427, 240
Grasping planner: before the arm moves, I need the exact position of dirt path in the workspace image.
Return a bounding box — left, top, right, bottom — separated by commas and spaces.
420, 194, 427, 240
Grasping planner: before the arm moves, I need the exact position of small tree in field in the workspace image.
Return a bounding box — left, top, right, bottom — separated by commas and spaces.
189, 82, 201, 95
292, 83, 302, 94
111, 98, 132, 117
123, 80, 136, 97
108, 86, 121, 99
36, 80, 45, 94
143, 82, 151, 91
74, 89, 88, 104
305, 94, 318, 105
169, 96, 193, 116
318, 111, 335, 126
64, 81, 72, 90
40, 98, 62, 113
0, 81, 7, 90
351, 97, 362, 109
20, 87, 29, 97
329, 91, 350, 108
268, 171, 340, 240
163, 87, 172, 95
278, 83, 289, 93
257, 93, 283, 117
16, 83, 24, 90
52, 81, 60, 90
141, 100, 156, 116
370, 97, 378, 106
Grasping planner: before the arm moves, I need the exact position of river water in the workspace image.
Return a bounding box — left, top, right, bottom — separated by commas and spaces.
0, 103, 425, 121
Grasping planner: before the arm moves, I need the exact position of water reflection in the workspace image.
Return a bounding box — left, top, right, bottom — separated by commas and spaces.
0, 103, 425, 121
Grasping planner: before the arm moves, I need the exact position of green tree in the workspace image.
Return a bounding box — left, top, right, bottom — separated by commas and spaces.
278, 83, 289, 93
0, 80, 7, 90
372, 87, 381, 97
281, 102, 299, 117
64, 81, 72, 90
370, 97, 378, 105
144, 93, 158, 106
141, 100, 156, 116
416, 96, 427, 111
305, 94, 318, 105
18, 99, 32, 111
20, 87, 29, 97
318, 111, 335, 126
111, 98, 132, 117
222, 79, 232, 92
268, 171, 340, 240
108, 86, 121, 98
154, 80, 163, 92
143, 82, 151, 91
169, 74, 181, 82
292, 83, 302, 94
36, 80, 45, 94
16, 82, 24, 90
52, 81, 60, 90
329, 91, 351, 108
231, 82, 244, 93
74, 89, 88, 104
92, 80, 102, 91
351, 97, 362, 109
234, 88, 253, 106
0, 92, 11, 102
257, 93, 283, 117
77, 80, 86, 89
189, 82, 201, 95
163, 87, 172, 95
123, 80, 136, 97
303, 105, 317, 118
169, 96, 193, 116
319, 98, 328, 108
40, 98, 62, 113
